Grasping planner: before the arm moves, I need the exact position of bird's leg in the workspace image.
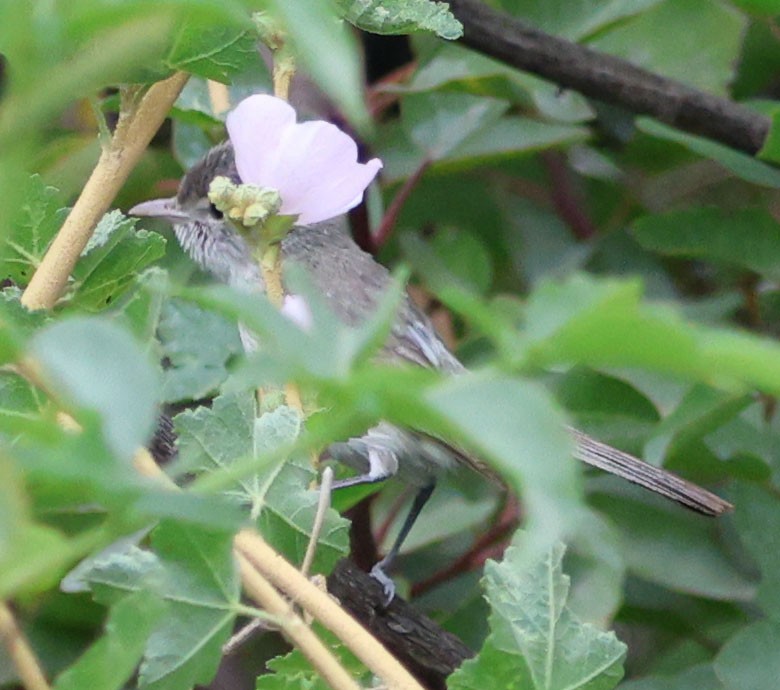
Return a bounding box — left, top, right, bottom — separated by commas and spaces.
370, 483, 435, 604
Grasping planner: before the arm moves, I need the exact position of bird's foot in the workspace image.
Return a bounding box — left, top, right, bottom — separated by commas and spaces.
369, 560, 396, 606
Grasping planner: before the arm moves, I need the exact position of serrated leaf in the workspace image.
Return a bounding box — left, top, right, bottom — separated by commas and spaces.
632, 207, 780, 278
140, 522, 239, 690
82, 522, 239, 690
1, 174, 67, 285
0, 287, 49, 365
53, 591, 165, 690
449, 634, 533, 690
336, 0, 463, 39
451, 539, 626, 690
175, 393, 349, 571
257, 624, 368, 689
70, 210, 166, 311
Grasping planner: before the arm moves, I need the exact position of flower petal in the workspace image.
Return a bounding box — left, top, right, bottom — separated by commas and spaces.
226, 94, 382, 224
226, 95, 297, 186
294, 158, 382, 224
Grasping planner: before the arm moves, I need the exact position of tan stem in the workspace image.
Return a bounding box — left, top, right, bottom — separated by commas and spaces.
0, 602, 51, 690
21, 71, 189, 311
207, 80, 231, 115
234, 531, 423, 690
236, 553, 360, 690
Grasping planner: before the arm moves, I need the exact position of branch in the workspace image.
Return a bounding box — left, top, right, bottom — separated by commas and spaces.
448, 0, 769, 156
327, 560, 472, 690
21, 72, 189, 311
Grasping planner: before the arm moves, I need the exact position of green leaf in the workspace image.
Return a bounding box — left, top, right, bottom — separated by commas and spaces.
730, 482, 780, 619
430, 227, 493, 295
450, 539, 626, 690
425, 374, 582, 551
589, 0, 746, 96
85, 522, 239, 690
70, 211, 166, 311
499, 0, 663, 40
166, 16, 258, 83
0, 288, 50, 365
175, 393, 349, 571
714, 621, 780, 690
523, 274, 780, 397
757, 106, 780, 164
632, 207, 780, 278
449, 634, 533, 690
158, 298, 243, 403
403, 92, 510, 160
265, 1, 368, 129
620, 664, 721, 690
53, 591, 165, 690
637, 118, 780, 188
336, 0, 463, 39
591, 494, 753, 600
140, 522, 239, 690
1, 174, 67, 286
257, 625, 368, 689
30, 316, 160, 461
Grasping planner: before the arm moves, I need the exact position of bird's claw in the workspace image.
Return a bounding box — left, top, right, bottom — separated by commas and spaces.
370, 561, 396, 606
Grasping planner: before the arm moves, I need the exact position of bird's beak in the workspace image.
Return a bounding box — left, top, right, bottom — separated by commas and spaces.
128, 197, 190, 224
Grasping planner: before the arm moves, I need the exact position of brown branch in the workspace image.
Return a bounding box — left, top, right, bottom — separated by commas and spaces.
327, 560, 473, 690
373, 158, 432, 251
448, 0, 769, 156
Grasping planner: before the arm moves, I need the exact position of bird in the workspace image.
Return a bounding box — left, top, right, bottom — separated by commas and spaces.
130, 140, 732, 600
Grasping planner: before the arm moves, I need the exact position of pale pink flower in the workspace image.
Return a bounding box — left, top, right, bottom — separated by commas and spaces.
226, 95, 382, 225
281, 294, 313, 331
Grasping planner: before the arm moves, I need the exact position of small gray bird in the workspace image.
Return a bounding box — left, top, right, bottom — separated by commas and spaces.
131, 142, 732, 599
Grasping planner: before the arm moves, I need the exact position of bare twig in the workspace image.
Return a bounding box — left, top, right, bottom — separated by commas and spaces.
448, 0, 769, 156
301, 467, 334, 578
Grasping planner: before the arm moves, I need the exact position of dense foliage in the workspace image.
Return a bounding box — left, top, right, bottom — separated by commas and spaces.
2, 1, 780, 689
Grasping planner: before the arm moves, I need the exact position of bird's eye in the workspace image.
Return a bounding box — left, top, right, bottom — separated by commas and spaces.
208, 203, 224, 219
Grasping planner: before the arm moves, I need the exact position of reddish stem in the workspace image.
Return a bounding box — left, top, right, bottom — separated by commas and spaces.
372, 157, 432, 251
410, 494, 520, 597
541, 150, 597, 241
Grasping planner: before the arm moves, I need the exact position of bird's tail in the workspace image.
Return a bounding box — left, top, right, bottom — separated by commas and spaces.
569, 427, 733, 516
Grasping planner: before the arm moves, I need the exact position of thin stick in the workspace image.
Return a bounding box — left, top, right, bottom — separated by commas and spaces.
301, 467, 334, 578
0, 602, 50, 690
21, 71, 189, 311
